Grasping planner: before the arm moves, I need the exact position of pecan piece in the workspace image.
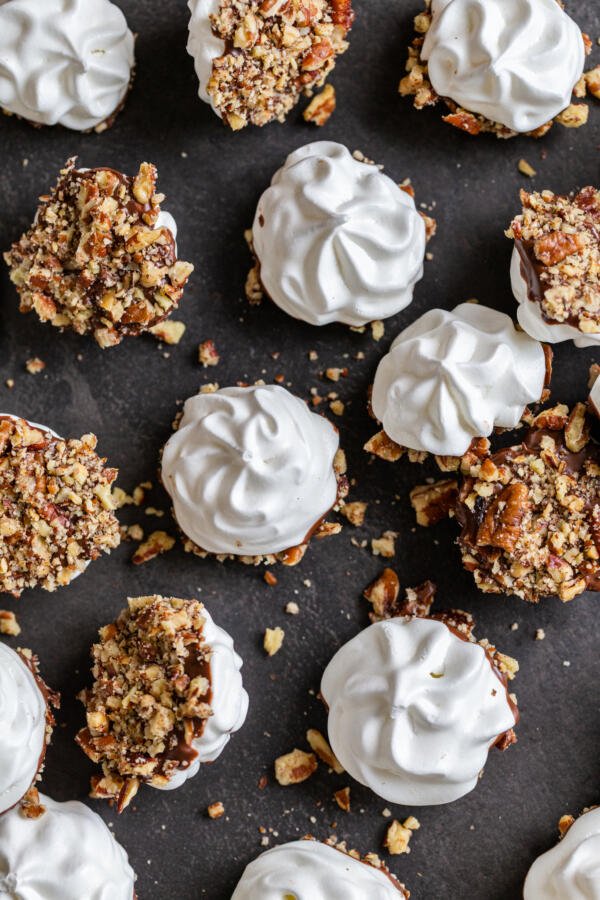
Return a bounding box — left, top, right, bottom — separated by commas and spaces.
476, 483, 530, 553
533, 231, 586, 266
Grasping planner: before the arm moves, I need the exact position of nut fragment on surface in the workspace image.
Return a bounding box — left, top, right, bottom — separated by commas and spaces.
371, 531, 397, 558
410, 479, 458, 526
25, 357, 45, 375
4, 159, 193, 348
456, 404, 600, 603
507, 187, 600, 338
384, 819, 418, 855
149, 320, 187, 345
274, 748, 318, 785
131, 530, 175, 565
306, 728, 344, 773
0, 610, 20, 635
207, 801, 225, 819
364, 569, 437, 623
303, 84, 336, 126
340, 501, 367, 526
202, 0, 354, 130
334, 786, 351, 811
76, 595, 215, 812
263, 626, 285, 656
198, 339, 220, 367
0, 416, 120, 597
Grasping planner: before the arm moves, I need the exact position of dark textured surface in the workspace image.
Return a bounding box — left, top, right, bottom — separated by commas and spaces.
0, 2, 599, 898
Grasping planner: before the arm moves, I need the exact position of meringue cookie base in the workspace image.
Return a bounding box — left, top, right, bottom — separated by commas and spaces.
523, 806, 600, 900
400, 0, 591, 139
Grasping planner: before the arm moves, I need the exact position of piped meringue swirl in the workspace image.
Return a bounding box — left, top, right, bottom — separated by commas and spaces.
524, 807, 600, 900
161, 384, 339, 556
231, 840, 404, 899
252, 141, 427, 326
371, 303, 547, 456
187, 0, 224, 115
422, 0, 585, 133
155, 605, 249, 790
0, 644, 47, 815
321, 617, 517, 806
0, 793, 135, 899
511, 248, 600, 348
0, 0, 135, 131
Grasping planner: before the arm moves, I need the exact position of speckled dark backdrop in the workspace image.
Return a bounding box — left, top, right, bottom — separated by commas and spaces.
0, 1, 599, 898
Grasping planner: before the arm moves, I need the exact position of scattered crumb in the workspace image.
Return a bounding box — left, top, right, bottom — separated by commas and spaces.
274, 749, 317, 786
510, 622, 519, 631
334, 787, 351, 812
382, 808, 392, 818
19, 787, 46, 819
0, 610, 20, 636
198, 340, 220, 367
308, 350, 318, 361
329, 399, 345, 416
306, 728, 344, 774
25, 357, 45, 375
518, 158, 537, 177
371, 320, 384, 341
200, 382, 220, 394
325, 367, 348, 382
207, 801, 225, 820
149, 320, 186, 345
340, 501, 367, 527
145, 507, 164, 518
303, 84, 336, 126
263, 571, 278, 586
285, 601, 300, 615
384, 817, 420, 855
131, 531, 175, 565
264, 627, 285, 656
371, 531, 398, 558
5, 379, 14, 389
563, 660, 571, 667
535, 628, 546, 641
126, 524, 144, 542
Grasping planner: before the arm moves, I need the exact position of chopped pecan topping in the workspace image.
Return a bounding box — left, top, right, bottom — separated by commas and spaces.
274, 748, 317, 785
410, 479, 458, 527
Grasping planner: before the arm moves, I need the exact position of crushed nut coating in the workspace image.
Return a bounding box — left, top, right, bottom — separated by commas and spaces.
456, 404, 600, 603
77, 595, 215, 812
4, 160, 193, 348
0, 416, 119, 597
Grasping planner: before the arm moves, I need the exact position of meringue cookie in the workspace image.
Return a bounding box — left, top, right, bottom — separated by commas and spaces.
371, 302, 547, 457
186, 0, 224, 115
155, 605, 249, 790
0, 793, 135, 899
422, 0, 585, 133
0, 0, 135, 131
161, 384, 340, 556
252, 142, 427, 327
231, 840, 405, 899
524, 807, 600, 900
511, 248, 600, 348
321, 617, 518, 806
590, 378, 600, 418
0, 644, 47, 815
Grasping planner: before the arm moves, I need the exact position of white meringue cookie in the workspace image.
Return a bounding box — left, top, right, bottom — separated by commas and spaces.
161, 384, 340, 556
252, 141, 427, 327
510, 247, 600, 348
155, 605, 248, 790
0, 644, 47, 815
422, 0, 585, 133
321, 617, 518, 806
187, 0, 224, 116
371, 302, 546, 456
590, 377, 600, 418
524, 807, 600, 900
0, 0, 135, 131
0, 793, 135, 899
231, 840, 404, 899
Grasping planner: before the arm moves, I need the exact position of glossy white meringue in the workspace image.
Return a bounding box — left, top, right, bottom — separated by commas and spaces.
371, 302, 546, 456
0, 644, 47, 815
321, 617, 517, 806
510, 247, 600, 348
0, 0, 135, 131
187, 0, 224, 116
231, 840, 403, 899
155, 605, 249, 790
0, 793, 135, 899
422, 0, 585, 133
161, 384, 339, 556
252, 141, 427, 327
590, 377, 600, 418
524, 807, 600, 900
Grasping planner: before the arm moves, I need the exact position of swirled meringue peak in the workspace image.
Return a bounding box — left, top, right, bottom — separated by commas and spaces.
0, 644, 47, 814
187, 0, 224, 114
511, 248, 600, 348
321, 617, 518, 806
422, 0, 585, 133
524, 807, 600, 900
371, 303, 547, 456
0, 0, 134, 131
161, 384, 340, 556
252, 142, 427, 327
0, 793, 135, 899
231, 840, 406, 900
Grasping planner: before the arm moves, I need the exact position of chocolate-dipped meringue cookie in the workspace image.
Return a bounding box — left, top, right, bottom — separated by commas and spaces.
0, 414, 119, 597
231, 839, 409, 899
161, 384, 347, 564
4, 160, 193, 349
77, 595, 248, 811
524, 807, 600, 900
0, 793, 136, 898
248, 142, 434, 327
0, 644, 58, 815
368, 303, 548, 459
0, 0, 134, 131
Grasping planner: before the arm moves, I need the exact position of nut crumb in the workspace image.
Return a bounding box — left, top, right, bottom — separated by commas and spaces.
0, 609, 20, 636
131, 530, 175, 565
384, 817, 420, 855
264, 626, 285, 656
207, 801, 225, 819
535, 628, 546, 641
25, 357, 45, 375
518, 159, 537, 177
306, 728, 344, 773
285, 601, 300, 615
334, 786, 351, 812
303, 84, 336, 126
371, 531, 397, 558
149, 321, 186, 345
274, 748, 317, 786
340, 501, 367, 526
198, 340, 220, 367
